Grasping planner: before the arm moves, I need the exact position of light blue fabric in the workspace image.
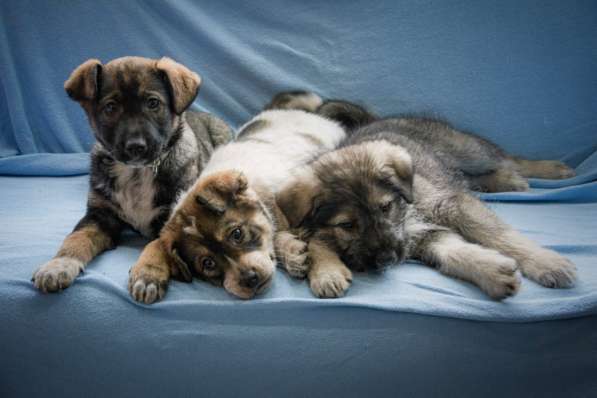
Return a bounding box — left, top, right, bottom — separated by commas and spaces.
1, 176, 597, 397
1, 0, 596, 162
2, 1, 597, 397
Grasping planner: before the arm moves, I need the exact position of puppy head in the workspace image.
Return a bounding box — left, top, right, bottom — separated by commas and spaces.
278, 140, 413, 271
161, 170, 275, 299
65, 56, 201, 166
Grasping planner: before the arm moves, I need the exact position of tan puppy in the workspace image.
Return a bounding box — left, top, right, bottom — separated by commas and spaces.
128, 105, 347, 303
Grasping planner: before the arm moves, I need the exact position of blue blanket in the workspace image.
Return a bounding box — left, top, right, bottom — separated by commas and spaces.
1, 1, 597, 397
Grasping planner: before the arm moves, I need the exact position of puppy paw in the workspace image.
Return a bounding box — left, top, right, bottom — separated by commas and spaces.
32, 257, 83, 293
309, 267, 352, 299
530, 161, 576, 179
543, 161, 576, 179
477, 255, 521, 300
275, 231, 310, 279
505, 174, 530, 192
128, 265, 169, 304
519, 249, 577, 288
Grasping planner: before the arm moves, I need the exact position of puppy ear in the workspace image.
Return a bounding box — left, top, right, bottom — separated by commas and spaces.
156, 57, 202, 114
277, 168, 323, 228
64, 59, 102, 102
382, 145, 414, 203
160, 217, 193, 283
195, 171, 248, 214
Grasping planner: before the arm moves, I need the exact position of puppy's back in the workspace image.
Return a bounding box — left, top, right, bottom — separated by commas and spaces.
202, 109, 346, 191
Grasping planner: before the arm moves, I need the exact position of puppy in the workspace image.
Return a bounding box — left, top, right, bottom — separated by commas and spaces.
278, 97, 577, 299
32, 56, 233, 293
128, 96, 348, 303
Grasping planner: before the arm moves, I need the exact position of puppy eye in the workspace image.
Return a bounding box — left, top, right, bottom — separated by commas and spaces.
201, 256, 216, 272
380, 201, 393, 213
336, 222, 354, 230
229, 227, 244, 244
147, 97, 161, 110
103, 101, 117, 115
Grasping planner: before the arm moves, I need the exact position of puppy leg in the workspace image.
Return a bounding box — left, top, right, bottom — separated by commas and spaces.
512, 157, 575, 179
435, 192, 577, 288
128, 239, 171, 304
308, 239, 353, 298
468, 167, 529, 192
274, 231, 309, 279
416, 231, 520, 299
32, 208, 122, 292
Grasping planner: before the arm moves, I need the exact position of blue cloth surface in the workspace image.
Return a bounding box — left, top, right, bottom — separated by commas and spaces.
2, 1, 597, 397
1, 0, 596, 163
1, 176, 597, 397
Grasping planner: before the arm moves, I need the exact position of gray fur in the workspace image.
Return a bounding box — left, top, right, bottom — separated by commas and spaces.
280, 98, 577, 299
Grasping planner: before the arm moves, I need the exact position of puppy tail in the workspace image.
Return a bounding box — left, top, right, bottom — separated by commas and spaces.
264, 90, 323, 112
316, 100, 377, 133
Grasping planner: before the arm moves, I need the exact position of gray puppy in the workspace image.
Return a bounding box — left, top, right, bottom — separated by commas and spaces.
32, 56, 232, 293
278, 95, 576, 299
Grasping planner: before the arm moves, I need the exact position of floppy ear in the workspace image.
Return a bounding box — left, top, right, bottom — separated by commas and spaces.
156, 57, 202, 114
195, 171, 248, 214
64, 59, 102, 102
160, 216, 193, 283
276, 168, 323, 228
382, 145, 414, 203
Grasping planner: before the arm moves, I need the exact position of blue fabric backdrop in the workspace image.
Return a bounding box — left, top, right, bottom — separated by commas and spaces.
1, 1, 597, 397
1, 0, 596, 165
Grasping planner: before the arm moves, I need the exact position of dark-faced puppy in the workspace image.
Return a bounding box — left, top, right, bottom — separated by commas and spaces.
278, 100, 577, 300
282, 142, 414, 272
32, 56, 232, 293
68, 57, 198, 166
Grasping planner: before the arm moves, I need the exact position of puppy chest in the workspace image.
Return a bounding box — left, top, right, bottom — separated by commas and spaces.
112, 168, 163, 237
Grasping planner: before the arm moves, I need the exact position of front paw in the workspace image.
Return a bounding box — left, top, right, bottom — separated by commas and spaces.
535, 161, 576, 179
505, 174, 530, 192
520, 249, 577, 288
477, 255, 521, 300
546, 161, 576, 179
128, 264, 169, 304
276, 232, 310, 279
309, 267, 353, 299
32, 257, 83, 293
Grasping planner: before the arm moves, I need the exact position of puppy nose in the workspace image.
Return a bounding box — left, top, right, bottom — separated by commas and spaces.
241, 270, 260, 289
375, 251, 397, 269
125, 139, 147, 159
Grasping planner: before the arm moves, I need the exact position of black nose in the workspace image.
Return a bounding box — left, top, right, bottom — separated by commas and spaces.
125, 139, 147, 159
241, 270, 260, 289
375, 251, 397, 269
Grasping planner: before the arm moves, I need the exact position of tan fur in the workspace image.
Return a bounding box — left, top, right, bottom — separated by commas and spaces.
56, 225, 114, 263
513, 158, 576, 179
64, 59, 101, 101
156, 57, 202, 114
128, 239, 171, 304
32, 225, 114, 293
274, 231, 309, 279
470, 168, 529, 192
432, 192, 577, 288
276, 167, 322, 227
417, 231, 520, 299
308, 239, 353, 298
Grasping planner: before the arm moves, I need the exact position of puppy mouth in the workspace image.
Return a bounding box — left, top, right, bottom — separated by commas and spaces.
224, 272, 274, 300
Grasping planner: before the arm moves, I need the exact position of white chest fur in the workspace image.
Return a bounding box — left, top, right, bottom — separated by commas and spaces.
110, 164, 163, 237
